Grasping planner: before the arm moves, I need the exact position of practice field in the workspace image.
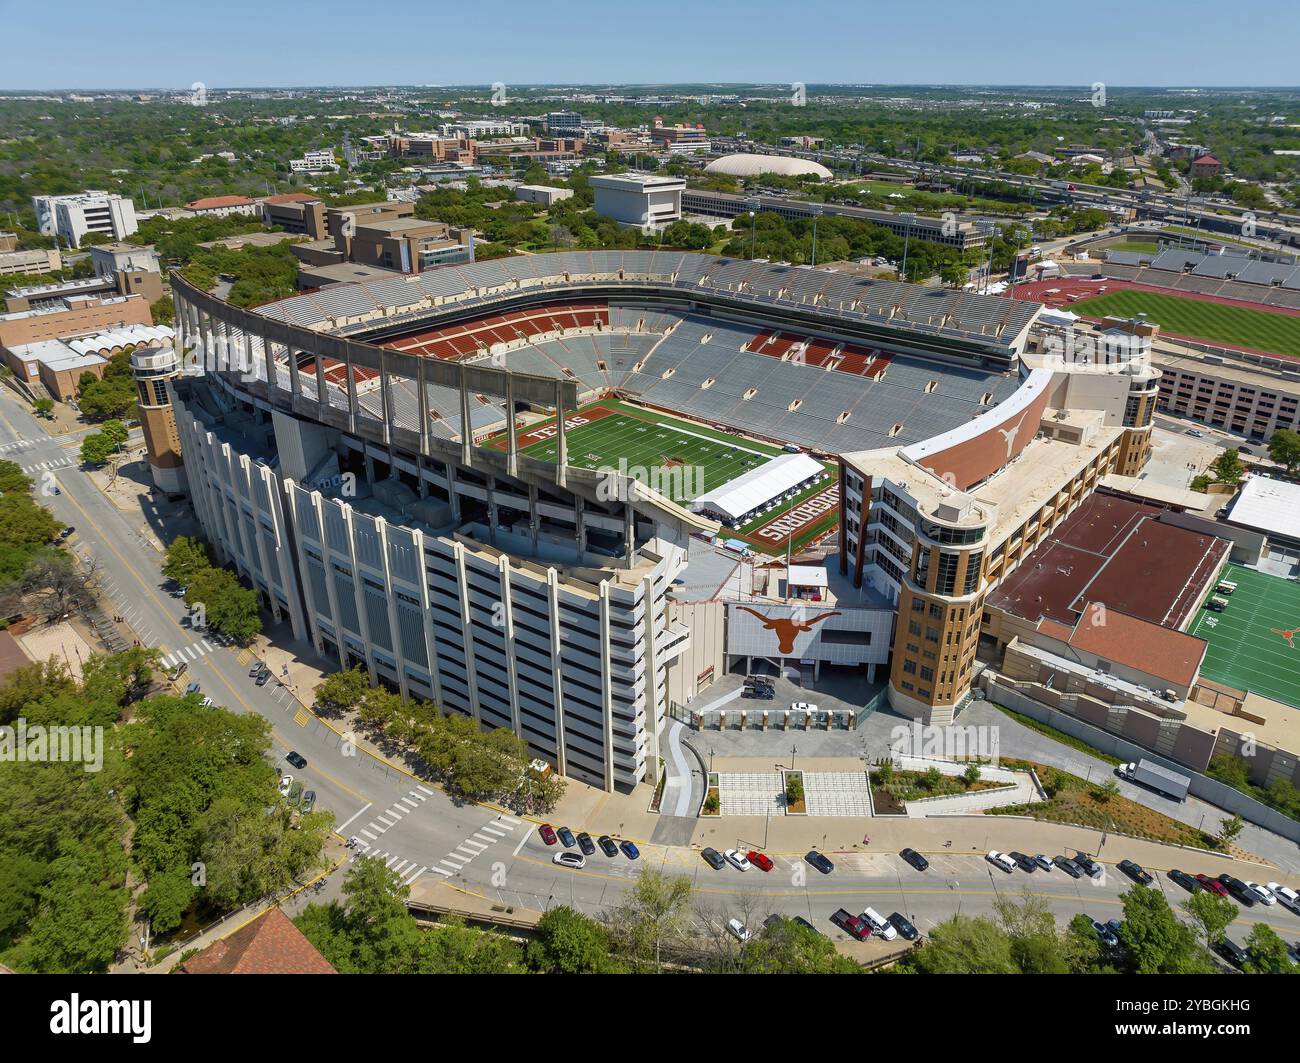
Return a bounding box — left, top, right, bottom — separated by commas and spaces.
1071, 290, 1300, 359
488, 399, 839, 553
1186, 563, 1300, 709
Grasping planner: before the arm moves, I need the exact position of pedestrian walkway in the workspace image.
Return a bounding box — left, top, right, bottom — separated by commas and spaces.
158, 637, 218, 668
347, 804, 524, 882
21, 454, 75, 473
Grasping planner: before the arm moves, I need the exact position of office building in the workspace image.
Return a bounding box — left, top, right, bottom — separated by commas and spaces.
32, 191, 138, 248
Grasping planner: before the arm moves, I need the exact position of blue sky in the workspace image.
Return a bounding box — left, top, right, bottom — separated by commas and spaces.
4, 0, 1298, 90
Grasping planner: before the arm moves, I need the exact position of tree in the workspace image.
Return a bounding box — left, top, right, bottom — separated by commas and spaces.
1218, 813, 1244, 849
963, 763, 982, 786
1243, 923, 1294, 974
161, 535, 211, 588
314, 666, 370, 716
150, 295, 175, 326
79, 432, 116, 467
1210, 448, 1243, 486
993, 889, 1068, 973
1116, 884, 1214, 973
906, 914, 1018, 973
20, 548, 95, 621
296, 857, 422, 974
604, 870, 694, 972
1062, 913, 1116, 973
527, 905, 617, 973
185, 566, 262, 641
32, 397, 54, 419
740, 916, 860, 973
1268, 428, 1300, 474
1182, 890, 1237, 950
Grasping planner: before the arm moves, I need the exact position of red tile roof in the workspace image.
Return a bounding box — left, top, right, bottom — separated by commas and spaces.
178, 907, 337, 975
185, 195, 256, 210
1192, 154, 1219, 165
1066, 604, 1207, 688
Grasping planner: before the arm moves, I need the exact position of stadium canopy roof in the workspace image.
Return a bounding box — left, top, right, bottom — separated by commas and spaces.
692, 452, 823, 521
703, 153, 833, 180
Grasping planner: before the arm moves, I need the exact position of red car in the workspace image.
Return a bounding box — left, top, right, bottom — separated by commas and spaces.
1196, 873, 1229, 897
830, 907, 871, 941
538, 823, 557, 846
746, 850, 774, 872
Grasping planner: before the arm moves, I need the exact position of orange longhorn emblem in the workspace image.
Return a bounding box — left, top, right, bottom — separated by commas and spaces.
736, 607, 842, 654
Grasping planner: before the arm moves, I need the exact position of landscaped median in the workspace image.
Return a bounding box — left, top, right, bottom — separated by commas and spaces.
783, 769, 806, 814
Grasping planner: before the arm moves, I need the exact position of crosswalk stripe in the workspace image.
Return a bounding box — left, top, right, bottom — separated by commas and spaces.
403, 868, 426, 885
400, 798, 419, 809
360, 829, 376, 840
407, 791, 427, 803
367, 821, 387, 834
417, 785, 434, 795
202, 639, 215, 651
482, 824, 507, 836
498, 815, 522, 826
453, 845, 479, 858
375, 815, 394, 826
442, 853, 470, 866
428, 865, 451, 876
472, 832, 497, 844
389, 858, 407, 871
462, 840, 487, 852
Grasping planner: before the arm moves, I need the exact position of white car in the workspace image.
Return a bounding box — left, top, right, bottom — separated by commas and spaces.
724, 849, 751, 872
278, 774, 293, 796
790, 701, 819, 714
1267, 883, 1300, 913
986, 851, 1016, 873
1244, 881, 1275, 905
861, 907, 897, 941
552, 851, 585, 870
726, 917, 752, 942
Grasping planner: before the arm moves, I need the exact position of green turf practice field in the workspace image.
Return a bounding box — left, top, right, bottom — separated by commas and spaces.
1186, 562, 1300, 709
1071, 290, 1300, 359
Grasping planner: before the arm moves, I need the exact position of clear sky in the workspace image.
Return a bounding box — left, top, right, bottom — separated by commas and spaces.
4, 0, 1298, 90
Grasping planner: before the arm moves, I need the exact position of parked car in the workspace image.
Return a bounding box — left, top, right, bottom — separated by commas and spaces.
1168, 868, 1200, 893
830, 907, 870, 940
746, 850, 774, 872
702, 847, 726, 870
790, 701, 819, 714
1009, 851, 1036, 872
553, 851, 585, 870
792, 916, 820, 936
986, 851, 1016, 873
1196, 874, 1229, 897
1266, 882, 1300, 914
889, 912, 920, 941
576, 832, 596, 856
861, 907, 896, 941
185, 681, 201, 695
727, 918, 752, 943
900, 847, 929, 872
1214, 938, 1248, 969
278, 775, 293, 797
255, 671, 271, 687
1053, 855, 1082, 878
1118, 859, 1153, 886
557, 826, 576, 848
538, 823, 557, 846
300, 790, 316, 813
248, 662, 265, 677
1074, 852, 1104, 879
597, 835, 619, 858
1091, 919, 1119, 948
286, 751, 306, 769
1244, 881, 1275, 905
741, 686, 775, 700
1218, 874, 1258, 907
724, 848, 751, 871
804, 850, 834, 875
1033, 854, 1053, 872
619, 839, 640, 860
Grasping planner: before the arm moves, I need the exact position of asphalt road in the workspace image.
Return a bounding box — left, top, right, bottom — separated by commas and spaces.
4, 387, 1300, 949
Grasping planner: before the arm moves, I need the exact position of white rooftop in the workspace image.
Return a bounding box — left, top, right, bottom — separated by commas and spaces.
692, 452, 823, 522
1228, 475, 1300, 542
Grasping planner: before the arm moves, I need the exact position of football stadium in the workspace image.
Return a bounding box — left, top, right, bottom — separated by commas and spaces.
165, 248, 1168, 790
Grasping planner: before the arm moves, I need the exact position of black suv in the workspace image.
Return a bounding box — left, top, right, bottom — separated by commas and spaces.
1118, 859, 1153, 886
804, 850, 834, 875
701, 847, 726, 870
888, 912, 920, 941
1214, 938, 1248, 969
1074, 852, 1102, 878
1167, 868, 1199, 893
597, 835, 619, 858
1009, 851, 1036, 872
1218, 874, 1257, 907
900, 847, 929, 872
576, 832, 596, 856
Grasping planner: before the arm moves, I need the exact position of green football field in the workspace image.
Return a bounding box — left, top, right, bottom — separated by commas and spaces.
1071, 290, 1300, 359
498, 399, 840, 552
1186, 562, 1300, 709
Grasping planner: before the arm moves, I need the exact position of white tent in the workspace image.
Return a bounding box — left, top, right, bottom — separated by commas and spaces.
691, 453, 824, 523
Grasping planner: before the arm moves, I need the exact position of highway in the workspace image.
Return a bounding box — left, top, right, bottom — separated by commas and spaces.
3, 384, 1300, 951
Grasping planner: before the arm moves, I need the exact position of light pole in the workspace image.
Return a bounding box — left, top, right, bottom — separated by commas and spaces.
748, 206, 757, 260
810, 204, 822, 267
791, 742, 797, 771
900, 213, 914, 281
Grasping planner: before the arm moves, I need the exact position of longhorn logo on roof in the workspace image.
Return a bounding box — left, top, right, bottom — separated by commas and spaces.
736, 606, 841, 654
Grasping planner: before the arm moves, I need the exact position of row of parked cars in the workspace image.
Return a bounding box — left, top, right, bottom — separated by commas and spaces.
831, 906, 919, 943
539, 823, 638, 869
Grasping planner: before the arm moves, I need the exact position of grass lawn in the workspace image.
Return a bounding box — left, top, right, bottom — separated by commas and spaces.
1071, 290, 1300, 358
992, 760, 1227, 852
1186, 562, 1300, 709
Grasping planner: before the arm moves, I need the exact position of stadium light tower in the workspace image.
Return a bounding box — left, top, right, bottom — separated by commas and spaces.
746, 199, 759, 260
810, 204, 823, 267
900, 213, 915, 281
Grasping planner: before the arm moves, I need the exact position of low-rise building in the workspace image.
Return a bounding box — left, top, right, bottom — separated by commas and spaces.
514, 184, 574, 207
590, 172, 685, 228
0, 292, 153, 352
0, 246, 62, 278
184, 195, 260, 219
